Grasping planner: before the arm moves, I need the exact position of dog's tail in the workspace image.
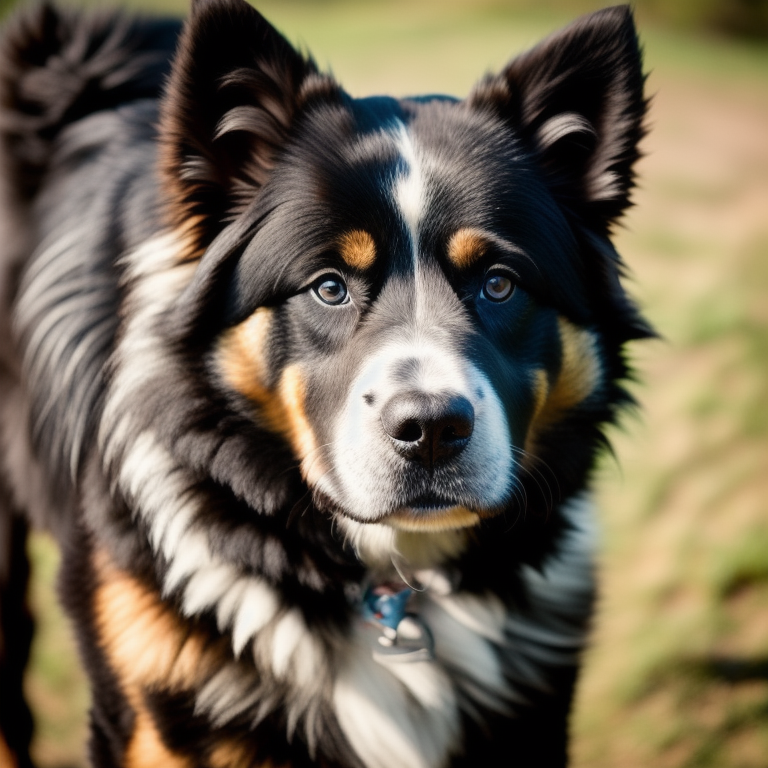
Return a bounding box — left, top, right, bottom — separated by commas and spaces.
0, 2, 180, 204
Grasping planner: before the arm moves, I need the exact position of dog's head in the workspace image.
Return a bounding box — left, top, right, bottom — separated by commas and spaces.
159, 0, 649, 548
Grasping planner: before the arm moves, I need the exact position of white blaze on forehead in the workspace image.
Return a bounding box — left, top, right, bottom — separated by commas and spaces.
389, 123, 452, 332
392, 121, 427, 266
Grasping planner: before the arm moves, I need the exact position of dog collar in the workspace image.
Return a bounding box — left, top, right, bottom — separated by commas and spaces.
361, 580, 434, 663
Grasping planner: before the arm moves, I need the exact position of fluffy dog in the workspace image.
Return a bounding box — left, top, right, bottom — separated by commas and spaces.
0, 1, 650, 766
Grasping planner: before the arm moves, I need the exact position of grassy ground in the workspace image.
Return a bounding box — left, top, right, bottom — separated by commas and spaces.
573, 55, 768, 768
13, 1, 768, 766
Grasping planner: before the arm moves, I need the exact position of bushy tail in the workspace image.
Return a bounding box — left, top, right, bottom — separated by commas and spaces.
0, 1, 180, 203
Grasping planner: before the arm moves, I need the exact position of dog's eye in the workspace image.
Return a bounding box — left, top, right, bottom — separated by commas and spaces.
482, 272, 515, 302
313, 275, 349, 306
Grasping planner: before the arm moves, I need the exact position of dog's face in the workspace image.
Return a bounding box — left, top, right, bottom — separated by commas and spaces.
160, 0, 648, 542
215, 102, 567, 532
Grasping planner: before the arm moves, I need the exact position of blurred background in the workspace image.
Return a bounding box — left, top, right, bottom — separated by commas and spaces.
0, 0, 765, 766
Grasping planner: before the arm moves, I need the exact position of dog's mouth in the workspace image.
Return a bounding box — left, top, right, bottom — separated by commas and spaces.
314, 476, 508, 533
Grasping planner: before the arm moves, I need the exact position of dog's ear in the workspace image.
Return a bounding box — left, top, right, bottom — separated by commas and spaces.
469, 5, 646, 232
159, 0, 332, 244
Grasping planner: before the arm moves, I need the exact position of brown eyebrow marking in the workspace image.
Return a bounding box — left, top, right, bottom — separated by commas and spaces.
338, 229, 376, 270
447, 228, 489, 269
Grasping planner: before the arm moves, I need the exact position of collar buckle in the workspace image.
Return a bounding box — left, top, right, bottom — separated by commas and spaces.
362, 583, 434, 663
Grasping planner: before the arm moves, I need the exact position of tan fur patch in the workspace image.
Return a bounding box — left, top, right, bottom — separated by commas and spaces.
93, 552, 218, 766
549, 318, 602, 411
279, 364, 318, 462
217, 308, 285, 432
447, 228, 488, 269
173, 215, 208, 264
390, 506, 480, 532
219, 307, 273, 396
526, 318, 602, 451
0, 736, 18, 768
217, 321, 320, 469
125, 707, 191, 768
94, 552, 212, 692
528, 368, 550, 428
338, 229, 376, 270
209, 743, 248, 768
209, 743, 290, 768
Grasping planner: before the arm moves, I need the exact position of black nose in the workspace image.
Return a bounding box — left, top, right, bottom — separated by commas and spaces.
380, 391, 474, 468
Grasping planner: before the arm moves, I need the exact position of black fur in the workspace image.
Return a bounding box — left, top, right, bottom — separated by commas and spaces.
0, 2, 649, 767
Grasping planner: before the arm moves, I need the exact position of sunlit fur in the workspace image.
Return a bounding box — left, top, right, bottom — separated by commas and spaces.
0, 2, 650, 767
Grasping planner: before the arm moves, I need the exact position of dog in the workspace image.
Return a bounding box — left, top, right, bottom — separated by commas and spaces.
0, 1, 650, 766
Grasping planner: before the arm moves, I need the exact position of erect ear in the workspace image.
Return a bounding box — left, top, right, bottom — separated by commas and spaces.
159, 0, 334, 245
469, 5, 646, 232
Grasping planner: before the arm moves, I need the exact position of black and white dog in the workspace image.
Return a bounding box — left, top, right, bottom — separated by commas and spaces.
0, 1, 650, 766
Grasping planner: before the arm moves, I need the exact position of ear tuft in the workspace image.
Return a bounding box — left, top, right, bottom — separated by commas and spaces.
469, 5, 647, 231
159, 0, 337, 247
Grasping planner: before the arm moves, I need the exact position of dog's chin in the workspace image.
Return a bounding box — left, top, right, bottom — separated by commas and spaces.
312, 485, 499, 537
388, 505, 482, 532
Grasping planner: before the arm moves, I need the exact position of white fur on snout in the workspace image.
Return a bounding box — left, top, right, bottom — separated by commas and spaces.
331, 340, 513, 523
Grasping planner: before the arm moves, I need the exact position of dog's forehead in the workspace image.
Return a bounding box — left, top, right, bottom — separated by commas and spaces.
275, 94, 529, 283
332, 97, 584, 303
343, 96, 519, 233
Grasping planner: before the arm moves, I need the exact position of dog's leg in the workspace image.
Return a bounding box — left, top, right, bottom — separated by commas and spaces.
0, 486, 35, 768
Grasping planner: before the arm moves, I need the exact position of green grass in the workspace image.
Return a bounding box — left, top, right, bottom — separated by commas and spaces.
10, 2, 768, 767
26, 535, 89, 768
712, 527, 768, 599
